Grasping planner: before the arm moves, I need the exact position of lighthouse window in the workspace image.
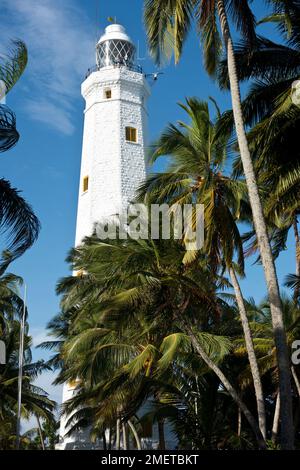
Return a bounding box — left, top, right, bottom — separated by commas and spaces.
68, 379, 81, 390
125, 126, 137, 143
83, 176, 89, 192
104, 88, 112, 99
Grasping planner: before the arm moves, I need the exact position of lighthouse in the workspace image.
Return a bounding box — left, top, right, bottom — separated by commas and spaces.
56, 23, 150, 450
75, 23, 150, 245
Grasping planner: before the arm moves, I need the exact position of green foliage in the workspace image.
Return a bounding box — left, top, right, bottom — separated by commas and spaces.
0, 40, 40, 271
143, 0, 256, 75
0, 273, 56, 450
0, 179, 40, 270
42, 1, 300, 449
0, 40, 27, 96
138, 98, 248, 272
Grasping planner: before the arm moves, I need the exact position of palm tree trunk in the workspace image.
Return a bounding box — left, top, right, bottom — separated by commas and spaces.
229, 267, 266, 439
182, 321, 266, 449
36, 415, 45, 451
217, 0, 294, 449
293, 217, 300, 303
116, 418, 121, 450
102, 430, 107, 450
291, 366, 300, 398
237, 406, 242, 437
272, 391, 280, 445
291, 366, 300, 438
128, 419, 142, 450
122, 422, 128, 450
108, 427, 112, 450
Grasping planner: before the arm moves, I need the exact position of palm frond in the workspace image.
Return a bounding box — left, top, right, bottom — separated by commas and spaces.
0, 105, 19, 153
0, 179, 40, 269
0, 40, 27, 96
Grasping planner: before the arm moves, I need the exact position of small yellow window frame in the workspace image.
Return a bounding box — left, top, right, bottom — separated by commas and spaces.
83, 175, 89, 193
68, 379, 81, 390
125, 126, 137, 143
104, 88, 112, 99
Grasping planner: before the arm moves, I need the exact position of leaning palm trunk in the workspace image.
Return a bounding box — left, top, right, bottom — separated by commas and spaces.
122, 422, 128, 450
36, 415, 45, 451
181, 320, 266, 449
237, 406, 242, 437
229, 267, 266, 439
291, 366, 300, 439
217, 0, 294, 449
272, 392, 281, 445
291, 366, 300, 399
128, 420, 142, 450
116, 418, 121, 450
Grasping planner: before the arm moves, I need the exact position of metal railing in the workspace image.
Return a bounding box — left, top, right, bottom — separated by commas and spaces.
85, 62, 143, 79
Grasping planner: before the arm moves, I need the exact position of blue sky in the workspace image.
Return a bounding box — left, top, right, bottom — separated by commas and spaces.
0, 0, 295, 411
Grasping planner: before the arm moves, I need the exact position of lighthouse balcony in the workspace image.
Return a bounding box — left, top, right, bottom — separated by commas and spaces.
85, 63, 143, 80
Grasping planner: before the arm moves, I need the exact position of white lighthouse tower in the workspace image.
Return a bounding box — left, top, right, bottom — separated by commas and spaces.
75, 23, 150, 246
56, 23, 150, 450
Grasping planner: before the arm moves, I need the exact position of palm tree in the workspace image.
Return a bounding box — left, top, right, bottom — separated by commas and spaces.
142, 359, 257, 449
0, 179, 40, 270
0, 106, 19, 153
48, 230, 266, 448
239, 294, 300, 445
0, 272, 25, 324
144, 0, 293, 448
0, 41, 40, 268
0, 276, 56, 449
138, 97, 266, 439
218, 2, 300, 304
285, 274, 300, 303
0, 40, 27, 96
0, 421, 43, 450
0, 40, 27, 152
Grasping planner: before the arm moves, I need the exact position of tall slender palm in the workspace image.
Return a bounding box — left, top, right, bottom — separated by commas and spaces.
144, 0, 293, 448
240, 294, 300, 443
218, 2, 300, 304
138, 98, 266, 439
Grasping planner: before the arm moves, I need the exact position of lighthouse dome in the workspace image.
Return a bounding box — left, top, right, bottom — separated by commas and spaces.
96, 24, 136, 68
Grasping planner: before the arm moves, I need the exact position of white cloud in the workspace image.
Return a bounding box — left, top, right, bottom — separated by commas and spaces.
24, 98, 75, 135
30, 325, 53, 348
0, 0, 95, 134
